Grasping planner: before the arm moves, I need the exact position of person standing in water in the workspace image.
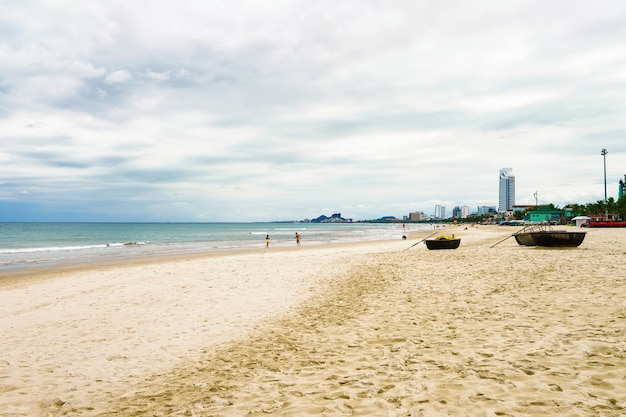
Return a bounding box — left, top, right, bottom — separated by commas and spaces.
265, 234, 270, 248
295, 232, 301, 246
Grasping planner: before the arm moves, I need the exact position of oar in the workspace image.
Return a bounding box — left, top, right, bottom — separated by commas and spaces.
404, 231, 439, 251
490, 225, 528, 248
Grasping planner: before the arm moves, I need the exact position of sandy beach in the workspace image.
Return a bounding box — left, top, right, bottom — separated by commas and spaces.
1, 226, 625, 416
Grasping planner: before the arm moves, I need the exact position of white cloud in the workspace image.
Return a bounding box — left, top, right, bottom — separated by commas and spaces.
142, 69, 171, 81
104, 69, 133, 84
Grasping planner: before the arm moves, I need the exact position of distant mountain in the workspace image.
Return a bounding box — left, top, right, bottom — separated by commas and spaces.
311, 213, 352, 223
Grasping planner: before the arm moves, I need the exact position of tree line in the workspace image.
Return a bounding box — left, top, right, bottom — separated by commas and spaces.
567, 195, 626, 220
463, 195, 626, 223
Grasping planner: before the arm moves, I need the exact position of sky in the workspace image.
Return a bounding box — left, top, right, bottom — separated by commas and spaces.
1, 0, 626, 222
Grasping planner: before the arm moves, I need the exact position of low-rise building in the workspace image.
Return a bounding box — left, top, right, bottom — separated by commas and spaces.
527, 209, 562, 224
409, 211, 426, 221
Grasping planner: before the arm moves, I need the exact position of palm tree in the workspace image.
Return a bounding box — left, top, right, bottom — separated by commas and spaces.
584, 200, 605, 218
616, 195, 626, 221
606, 197, 617, 218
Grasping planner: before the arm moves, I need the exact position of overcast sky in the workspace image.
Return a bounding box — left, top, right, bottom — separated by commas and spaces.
1, 1, 625, 222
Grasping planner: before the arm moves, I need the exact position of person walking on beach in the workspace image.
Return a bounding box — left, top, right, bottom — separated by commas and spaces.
295, 232, 301, 246
265, 234, 270, 248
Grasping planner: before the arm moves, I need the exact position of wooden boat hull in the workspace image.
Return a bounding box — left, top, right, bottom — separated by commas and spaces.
514, 231, 586, 247
513, 233, 536, 246
425, 238, 461, 250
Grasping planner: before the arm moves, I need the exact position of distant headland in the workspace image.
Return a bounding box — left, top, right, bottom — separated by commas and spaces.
306, 213, 352, 223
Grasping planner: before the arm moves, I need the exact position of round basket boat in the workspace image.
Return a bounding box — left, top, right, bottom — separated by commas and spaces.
424, 236, 461, 250
513, 230, 586, 247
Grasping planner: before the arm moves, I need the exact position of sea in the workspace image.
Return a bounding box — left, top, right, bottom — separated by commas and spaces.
0, 222, 430, 271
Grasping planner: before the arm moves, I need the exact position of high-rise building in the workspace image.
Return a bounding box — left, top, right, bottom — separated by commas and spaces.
498, 168, 515, 212
461, 206, 470, 218
477, 206, 497, 216
434, 205, 446, 219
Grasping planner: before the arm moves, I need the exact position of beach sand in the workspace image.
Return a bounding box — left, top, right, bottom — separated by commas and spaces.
1, 226, 625, 416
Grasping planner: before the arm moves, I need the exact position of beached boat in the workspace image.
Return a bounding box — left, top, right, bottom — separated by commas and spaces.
583, 220, 626, 228
513, 224, 586, 247
527, 231, 586, 247
425, 235, 461, 250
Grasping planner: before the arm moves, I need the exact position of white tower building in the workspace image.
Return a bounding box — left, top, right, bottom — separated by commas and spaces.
498, 168, 515, 212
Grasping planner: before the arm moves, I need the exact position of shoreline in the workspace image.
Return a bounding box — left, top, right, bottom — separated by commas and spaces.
0, 221, 432, 274
4, 226, 623, 416
0, 224, 462, 282
0, 229, 427, 282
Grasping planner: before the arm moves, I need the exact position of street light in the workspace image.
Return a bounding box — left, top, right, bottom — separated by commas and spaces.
601, 148, 608, 219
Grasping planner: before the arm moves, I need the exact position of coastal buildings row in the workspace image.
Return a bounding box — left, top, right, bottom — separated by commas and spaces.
323, 170, 622, 223
406, 167, 512, 221
406, 205, 495, 221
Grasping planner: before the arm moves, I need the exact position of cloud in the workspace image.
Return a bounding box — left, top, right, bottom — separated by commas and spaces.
142, 69, 171, 81
104, 70, 133, 84
0, 0, 625, 221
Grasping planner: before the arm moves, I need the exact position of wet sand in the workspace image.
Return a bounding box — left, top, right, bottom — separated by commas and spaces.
1, 226, 625, 416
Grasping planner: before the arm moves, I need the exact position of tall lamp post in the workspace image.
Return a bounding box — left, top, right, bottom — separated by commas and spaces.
601, 148, 608, 219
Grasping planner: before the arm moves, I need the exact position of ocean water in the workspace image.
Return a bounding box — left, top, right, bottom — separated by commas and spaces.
0, 222, 429, 270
